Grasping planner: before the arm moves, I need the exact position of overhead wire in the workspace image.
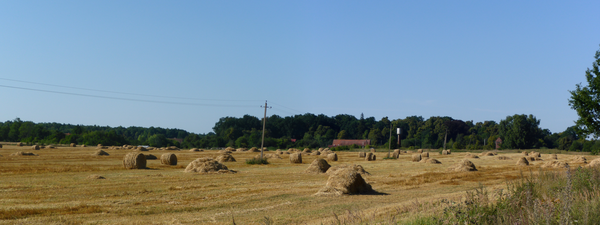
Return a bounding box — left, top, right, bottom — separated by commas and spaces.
0, 84, 257, 108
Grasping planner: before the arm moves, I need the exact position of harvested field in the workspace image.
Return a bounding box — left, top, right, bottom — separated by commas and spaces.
0, 145, 594, 224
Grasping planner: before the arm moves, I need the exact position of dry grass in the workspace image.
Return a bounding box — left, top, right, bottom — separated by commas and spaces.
0, 145, 595, 224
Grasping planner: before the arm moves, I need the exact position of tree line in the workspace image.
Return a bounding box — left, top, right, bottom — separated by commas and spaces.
0, 113, 596, 153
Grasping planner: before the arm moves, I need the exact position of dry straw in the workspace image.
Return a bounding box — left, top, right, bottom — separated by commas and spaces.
137, 146, 148, 151
423, 158, 441, 164
70, 143, 76, 147
522, 151, 529, 156
516, 157, 529, 166
542, 161, 569, 169
572, 156, 587, 164
411, 154, 422, 162
216, 153, 236, 162
526, 156, 538, 161
161, 153, 177, 165
442, 150, 448, 155
310, 151, 321, 156
586, 158, 600, 168
185, 157, 235, 173
326, 164, 370, 176
421, 152, 429, 158
123, 152, 147, 169
449, 159, 477, 172
465, 154, 479, 159
11, 151, 37, 156
551, 154, 558, 160
327, 153, 338, 161
290, 153, 302, 164
93, 150, 109, 156
314, 167, 374, 196
16, 142, 23, 147
305, 158, 331, 174
497, 156, 511, 160
32, 145, 40, 150
365, 152, 375, 161
358, 152, 366, 158
370, 148, 376, 153
531, 152, 541, 158
87, 174, 105, 179
145, 154, 158, 160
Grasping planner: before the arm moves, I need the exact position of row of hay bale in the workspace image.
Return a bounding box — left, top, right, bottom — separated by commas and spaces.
123, 152, 178, 169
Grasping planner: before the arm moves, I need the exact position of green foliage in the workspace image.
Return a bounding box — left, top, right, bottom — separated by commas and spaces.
498, 114, 543, 149
245, 158, 269, 165
569, 45, 600, 138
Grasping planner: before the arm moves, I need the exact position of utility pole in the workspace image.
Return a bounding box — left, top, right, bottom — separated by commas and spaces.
260, 101, 271, 160
397, 128, 401, 148
388, 123, 392, 155
443, 129, 448, 150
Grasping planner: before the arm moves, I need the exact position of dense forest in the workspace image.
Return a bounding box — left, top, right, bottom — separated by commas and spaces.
0, 113, 597, 154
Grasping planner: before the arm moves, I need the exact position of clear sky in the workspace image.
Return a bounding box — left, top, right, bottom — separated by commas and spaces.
1, 1, 598, 134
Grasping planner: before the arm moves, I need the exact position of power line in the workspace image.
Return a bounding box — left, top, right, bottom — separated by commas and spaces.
0, 84, 257, 108
269, 101, 305, 114
0, 77, 262, 102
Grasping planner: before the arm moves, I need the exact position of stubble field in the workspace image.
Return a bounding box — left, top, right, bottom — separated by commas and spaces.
0, 144, 592, 225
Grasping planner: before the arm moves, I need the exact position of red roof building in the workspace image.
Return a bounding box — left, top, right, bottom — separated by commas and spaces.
331, 139, 371, 147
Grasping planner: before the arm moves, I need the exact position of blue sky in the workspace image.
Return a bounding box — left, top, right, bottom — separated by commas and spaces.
0, 1, 598, 134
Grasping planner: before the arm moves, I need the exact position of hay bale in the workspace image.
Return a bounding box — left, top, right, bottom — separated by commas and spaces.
219, 150, 232, 154
531, 152, 541, 158
542, 161, 569, 169
185, 157, 235, 173
160, 153, 177, 165
93, 150, 109, 156
136, 147, 148, 151
82, 144, 87, 147
412, 154, 422, 162
145, 154, 158, 160
447, 149, 451, 154
275, 150, 283, 154
526, 156, 537, 162
516, 157, 529, 166
497, 156, 511, 160
189, 148, 200, 152
465, 154, 479, 159
259, 153, 282, 159
424, 158, 441, 164
236, 148, 247, 152
46, 145, 55, 149
359, 152, 366, 158
551, 154, 558, 160
483, 152, 496, 157
70, 143, 76, 147
572, 156, 587, 164
16, 142, 23, 147
167, 146, 180, 150
97, 144, 103, 148
326, 164, 370, 176
417, 149, 423, 153
216, 153, 236, 162
442, 150, 448, 155
87, 174, 105, 179
123, 152, 147, 169
314, 168, 374, 196
305, 158, 331, 174
290, 153, 302, 164
450, 159, 477, 172
586, 158, 600, 168
365, 152, 374, 161
327, 153, 338, 161
303, 148, 312, 153
370, 148, 376, 153
392, 151, 400, 159
32, 145, 40, 150
11, 151, 37, 156
249, 147, 260, 152
310, 151, 321, 156
421, 152, 429, 158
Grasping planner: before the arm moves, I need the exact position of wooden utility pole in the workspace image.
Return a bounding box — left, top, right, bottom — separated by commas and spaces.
260, 101, 271, 160
388, 123, 392, 153
443, 129, 448, 150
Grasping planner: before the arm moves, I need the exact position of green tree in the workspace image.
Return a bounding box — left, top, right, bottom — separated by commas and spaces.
569, 45, 600, 137
498, 114, 542, 149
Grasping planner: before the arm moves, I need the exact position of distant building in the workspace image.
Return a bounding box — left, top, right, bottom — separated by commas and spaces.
331, 139, 371, 147
495, 137, 503, 149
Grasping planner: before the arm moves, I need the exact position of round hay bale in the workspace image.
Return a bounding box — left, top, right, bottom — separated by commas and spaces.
525, 156, 538, 161
314, 168, 374, 196
497, 156, 511, 160
136, 147, 148, 151
224, 147, 235, 151
11, 151, 37, 156
189, 148, 200, 152
82, 144, 87, 147
417, 149, 423, 153
412, 154, 422, 162
93, 150, 109, 156
303, 148, 312, 153
185, 157, 235, 173
167, 146, 179, 150
16, 142, 23, 147
424, 158, 442, 164
392, 151, 400, 159
310, 151, 321, 156
465, 154, 479, 159
249, 147, 260, 152
145, 154, 158, 160
516, 157, 529, 166
219, 150, 232, 154
359, 152, 366, 158
442, 150, 448, 155
32, 145, 40, 150
305, 158, 331, 174
258, 153, 282, 159
450, 159, 477, 172
275, 150, 283, 155
365, 152, 374, 161
290, 153, 302, 164
522, 151, 529, 156
123, 152, 147, 169
327, 153, 338, 161
572, 156, 587, 164
421, 152, 429, 158
551, 154, 558, 160
87, 174, 105, 179
324, 148, 330, 151
483, 152, 496, 157
531, 152, 541, 158
97, 144, 103, 148
46, 145, 55, 149
326, 164, 370, 176
370, 148, 376, 153
447, 149, 451, 154
216, 153, 236, 162
70, 143, 76, 147
160, 153, 177, 165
